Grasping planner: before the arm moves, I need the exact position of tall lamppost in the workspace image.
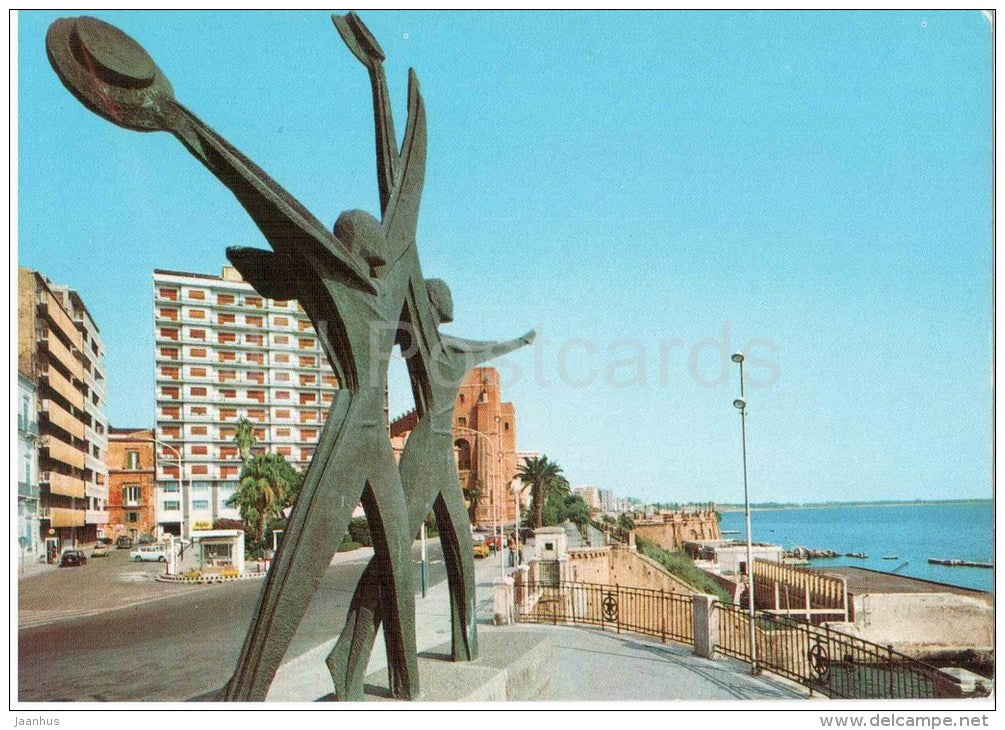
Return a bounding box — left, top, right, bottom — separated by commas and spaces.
455, 425, 504, 578
511, 477, 525, 565
731, 352, 757, 674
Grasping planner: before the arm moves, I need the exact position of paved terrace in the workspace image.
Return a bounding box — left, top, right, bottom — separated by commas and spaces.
270, 547, 806, 702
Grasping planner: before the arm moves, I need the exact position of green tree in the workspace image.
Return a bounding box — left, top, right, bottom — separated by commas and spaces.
563, 494, 592, 526
233, 418, 256, 462
516, 455, 569, 528
227, 452, 301, 544
617, 513, 636, 532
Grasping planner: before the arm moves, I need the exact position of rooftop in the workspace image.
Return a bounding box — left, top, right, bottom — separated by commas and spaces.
810, 566, 991, 601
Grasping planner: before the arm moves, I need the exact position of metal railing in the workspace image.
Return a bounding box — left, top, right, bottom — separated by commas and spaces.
715, 602, 963, 699
515, 579, 694, 646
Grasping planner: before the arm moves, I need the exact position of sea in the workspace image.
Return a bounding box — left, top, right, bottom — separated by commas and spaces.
718, 501, 994, 593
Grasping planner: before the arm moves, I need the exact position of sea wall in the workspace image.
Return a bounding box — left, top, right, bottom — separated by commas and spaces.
567, 545, 696, 594
634, 511, 720, 551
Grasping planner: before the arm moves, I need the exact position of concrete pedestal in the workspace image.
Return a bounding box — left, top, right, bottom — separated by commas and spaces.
359, 629, 554, 702
692, 594, 719, 659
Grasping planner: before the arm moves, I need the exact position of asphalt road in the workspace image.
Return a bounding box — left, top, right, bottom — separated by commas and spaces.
18, 543, 450, 702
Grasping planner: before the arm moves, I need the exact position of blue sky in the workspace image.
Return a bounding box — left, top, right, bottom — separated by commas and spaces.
17, 10, 992, 504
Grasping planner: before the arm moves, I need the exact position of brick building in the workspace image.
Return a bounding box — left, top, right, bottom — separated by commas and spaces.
107, 427, 158, 541
18, 268, 109, 553
152, 266, 339, 537
390, 367, 521, 527
634, 510, 721, 551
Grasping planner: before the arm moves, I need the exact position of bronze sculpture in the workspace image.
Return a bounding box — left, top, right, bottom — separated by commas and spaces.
46, 12, 534, 702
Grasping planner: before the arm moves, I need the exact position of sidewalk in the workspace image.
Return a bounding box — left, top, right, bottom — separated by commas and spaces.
269, 551, 806, 702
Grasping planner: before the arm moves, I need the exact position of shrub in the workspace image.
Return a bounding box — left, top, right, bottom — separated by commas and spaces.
338, 539, 363, 552
635, 536, 733, 603
347, 517, 371, 546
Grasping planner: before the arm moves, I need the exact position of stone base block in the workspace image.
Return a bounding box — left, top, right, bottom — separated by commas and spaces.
361, 628, 554, 702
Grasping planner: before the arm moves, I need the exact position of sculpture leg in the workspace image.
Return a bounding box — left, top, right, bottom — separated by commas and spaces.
433, 481, 479, 662
224, 391, 367, 701
328, 418, 438, 700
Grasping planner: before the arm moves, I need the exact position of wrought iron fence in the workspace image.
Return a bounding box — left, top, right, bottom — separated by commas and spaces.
715, 602, 963, 699
515, 579, 694, 646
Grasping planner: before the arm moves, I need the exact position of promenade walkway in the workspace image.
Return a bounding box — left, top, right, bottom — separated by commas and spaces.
270, 550, 807, 702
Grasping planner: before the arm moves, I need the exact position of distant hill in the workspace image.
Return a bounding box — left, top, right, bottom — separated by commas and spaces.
715, 498, 991, 512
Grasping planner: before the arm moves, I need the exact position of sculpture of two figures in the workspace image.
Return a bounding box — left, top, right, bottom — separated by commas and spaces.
47, 11, 534, 701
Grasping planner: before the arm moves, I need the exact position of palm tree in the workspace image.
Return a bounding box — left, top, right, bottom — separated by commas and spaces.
516, 455, 568, 528
227, 452, 299, 543
233, 418, 256, 462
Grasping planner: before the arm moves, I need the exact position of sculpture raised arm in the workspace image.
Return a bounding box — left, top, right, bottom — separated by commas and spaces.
46, 15, 376, 295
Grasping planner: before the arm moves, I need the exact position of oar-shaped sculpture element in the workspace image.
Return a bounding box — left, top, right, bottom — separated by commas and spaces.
47, 15, 430, 700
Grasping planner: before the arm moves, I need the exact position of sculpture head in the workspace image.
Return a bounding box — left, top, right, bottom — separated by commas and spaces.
425, 278, 454, 324
334, 209, 387, 276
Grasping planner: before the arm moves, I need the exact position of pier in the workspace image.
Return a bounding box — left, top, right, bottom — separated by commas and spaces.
928, 558, 992, 569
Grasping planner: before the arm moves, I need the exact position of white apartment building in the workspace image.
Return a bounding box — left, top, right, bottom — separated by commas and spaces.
152, 266, 339, 537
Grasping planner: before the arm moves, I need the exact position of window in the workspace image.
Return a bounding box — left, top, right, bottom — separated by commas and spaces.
275, 372, 290, 382
220, 410, 237, 422
275, 354, 290, 364
162, 483, 179, 493
160, 327, 179, 341
217, 293, 235, 306
247, 352, 265, 365
299, 355, 317, 368
276, 427, 291, 437
191, 445, 208, 456
189, 309, 206, 320
160, 425, 181, 439
188, 289, 206, 300
299, 374, 316, 386
122, 485, 141, 506
322, 375, 338, 387
276, 409, 291, 419
218, 313, 235, 324
125, 450, 140, 469
301, 429, 318, 441
158, 287, 178, 301
191, 367, 207, 377
191, 348, 207, 358
457, 417, 467, 428
192, 465, 209, 476
246, 315, 263, 327
191, 406, 208, 416
246, 296, 262, 308
248, 390, 265, 403
275, 335, 290, 345
160, 308, 179, 321
219, 351, 237, 362
221, 465, 239, 479
163, 500, 181, 511
298, 320, 313, 332
274, 316, 289, 326
298, 338, 314, 349
246, 334, 264, 346
248, 371, 265, 384
276, 391, 290, 400
190, 329, 206, 340
162, 386, 180, 399
126, 512, 139, 523
161, 366, 179, 379
192, 500, 210, 511
160, 347, 179, 359
248, 409, 265, 422
220, 389, 237, 399
190, 386, 207, 397
218, 331, 237, 344
191, 425, 208, 436
218, 370, 236, 382
299, 392, 316, 405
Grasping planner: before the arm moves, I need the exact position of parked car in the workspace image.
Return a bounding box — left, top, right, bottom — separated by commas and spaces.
96, 536, 113, 545
138, 534, 156, 544
116, 536, 133, 549
90, 543, 111, 557
519, 527, 535, 541
59, 550, 87, 567
485, 534, 504, 550
473, 542, 489, 559
130, 545, 168, 562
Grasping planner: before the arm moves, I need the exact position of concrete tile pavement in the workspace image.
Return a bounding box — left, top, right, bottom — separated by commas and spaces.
269, 549, 807, 702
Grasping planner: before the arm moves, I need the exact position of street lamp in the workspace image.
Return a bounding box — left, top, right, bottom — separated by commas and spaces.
510, 477, 525, 565
731, 352, 757, 674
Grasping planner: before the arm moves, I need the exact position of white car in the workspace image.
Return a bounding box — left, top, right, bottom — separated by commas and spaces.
130, 545, 168, 562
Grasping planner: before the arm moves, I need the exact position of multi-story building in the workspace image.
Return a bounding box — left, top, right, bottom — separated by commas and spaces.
390, 367, 522, 528
107, 427, 158, 541
18, 268, 109, 552
152, 266, 340, 537
17, 372, 41, 571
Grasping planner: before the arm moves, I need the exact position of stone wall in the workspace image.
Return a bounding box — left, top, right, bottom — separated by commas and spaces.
566, 545, 697, 595
838, 591, 993, 654
634, 511, 720, 551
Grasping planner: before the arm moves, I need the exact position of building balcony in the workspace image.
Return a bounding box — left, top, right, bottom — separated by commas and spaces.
45, 506, 86, 528
37, 329, 84, 381
85, 453, 108, 476
41, 470, 86, 498
37, 292, 83, 350
85, 481, 108, 500
18, 414, 40, 437
85, 509, 110, 525
42, 398, 86, 441
40, 364, 84, 411
40, 434, 87, 471
85, 425, 108, 451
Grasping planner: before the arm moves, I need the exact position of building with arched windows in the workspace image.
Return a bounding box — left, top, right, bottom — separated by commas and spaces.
390, 367, 523, 527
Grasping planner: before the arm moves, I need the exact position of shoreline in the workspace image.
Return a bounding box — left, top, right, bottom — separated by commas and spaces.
716, 499, 990, 513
